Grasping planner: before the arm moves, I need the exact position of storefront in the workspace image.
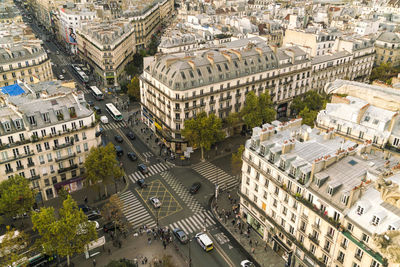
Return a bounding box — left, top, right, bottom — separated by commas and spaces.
272, 235, 293, 266
277, 103, 288, 118
54, 176, 84, 195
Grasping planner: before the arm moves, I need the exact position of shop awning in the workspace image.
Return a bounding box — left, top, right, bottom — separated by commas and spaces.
272, 235, 292, 253
54, 176, 84, 190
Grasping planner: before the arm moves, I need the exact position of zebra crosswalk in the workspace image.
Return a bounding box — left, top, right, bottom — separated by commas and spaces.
193, 161, 239, 190
118, 190, 156, 229
160, 171, 205, 213
101, 121, 126, 130
127, 162, 171, 183
143, 151, 153, 159
168, 211, 216, 235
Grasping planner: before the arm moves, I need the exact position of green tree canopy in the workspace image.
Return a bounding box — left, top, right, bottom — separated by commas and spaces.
127, 76, 140, 101
101, 195, 126, 239
224, 112, 241, 136
0, 226, 29, 266
0, 175, 35, 219
31, 195, 97, 266
299, 107, 318, 127
125, 53, 144, 77
369, 63, 400, 83
231, 145, 245, 175
84, 143, 124, 196
240, 91, 276, 128
182, 112, 225, 160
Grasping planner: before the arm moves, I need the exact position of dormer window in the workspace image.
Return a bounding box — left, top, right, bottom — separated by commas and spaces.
289, 166, 296, 177
269, 153, 275, 163
341, 193, 349, 205
259, 145, 266, 156
14, 119, 22, 129
357, 205, 364, 215
327, 186, 334, 196
388, 225, 396, 231
279, 160, 286, 170
42, 112, 50, 123
3, 121, 11, 132
28, 115, 36, 126
371, 215, 380, 226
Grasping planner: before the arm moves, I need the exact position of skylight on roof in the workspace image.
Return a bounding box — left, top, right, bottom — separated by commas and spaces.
348, 160, 358, 166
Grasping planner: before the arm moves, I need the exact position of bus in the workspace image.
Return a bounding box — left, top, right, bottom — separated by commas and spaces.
72, 65, 89, 83
89, 86, 104, 100
105, 103, 123, 121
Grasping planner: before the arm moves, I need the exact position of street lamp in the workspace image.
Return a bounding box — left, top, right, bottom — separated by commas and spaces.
188, 235, 192, 267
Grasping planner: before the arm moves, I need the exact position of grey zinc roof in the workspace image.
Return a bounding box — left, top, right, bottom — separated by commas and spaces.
0, 45, 45, 64
311, 50, 351, 65
150, 43, 279, 91
377, 32, 400, 43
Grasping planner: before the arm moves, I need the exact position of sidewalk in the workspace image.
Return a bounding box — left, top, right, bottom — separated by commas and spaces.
211, 190, 285, 267
126, 108, 248, 167
74, 233, 188, 267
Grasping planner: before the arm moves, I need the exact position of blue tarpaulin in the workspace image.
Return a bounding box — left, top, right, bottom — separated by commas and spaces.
1, 84, 25, 96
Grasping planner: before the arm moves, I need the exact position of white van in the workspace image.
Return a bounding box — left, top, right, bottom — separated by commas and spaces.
195, 232, 213, 251
100, 116, 109, 124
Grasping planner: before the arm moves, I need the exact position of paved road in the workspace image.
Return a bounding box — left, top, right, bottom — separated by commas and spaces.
24, 13, 250, 267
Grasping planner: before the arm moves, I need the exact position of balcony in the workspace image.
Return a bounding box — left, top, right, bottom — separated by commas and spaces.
58, 164, 78, 174
299, 226, 306, 233
336, 256, 344, 264
173, 118, 182, 123
235, 93, 241, 98
308, 234, 319, 245
55, 153, 76, 162
16, 165, 24, 170
53, 142, 73, 150
355, 254, 363, 261
210, 100, 216, 105
5, 168, 13, 174
29, 175, 40, 181
173, 108, 181, 112
0, 151, 35, 164
27, 162, 35, 167
323, 245, 331, 254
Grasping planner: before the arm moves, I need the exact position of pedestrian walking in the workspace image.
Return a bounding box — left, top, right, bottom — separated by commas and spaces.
108, 248, 111, 255
92, 258, 96, 267
84, 196, 88, 204
148, 237, 152, 245
255, 240, 258, 246
249, 239, 252, 246
163, 241, 167, 250
251, 247, 255, 254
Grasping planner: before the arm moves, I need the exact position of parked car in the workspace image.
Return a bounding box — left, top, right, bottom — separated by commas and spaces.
78, 204, 98, 214
115, 145, 123, 157
149, 197, 161, 208
173, 228, 188, 244
189, 182, 201, 194
240, 260, 254, 267
103, 222, 119, 233
126, 132, 135, 140
137, 179, 147, 188
137, 164, 149, 175
86, 211, 102, 221
58, 75, 64, 80
114, 135, 123, 143
127, 152, 137, 161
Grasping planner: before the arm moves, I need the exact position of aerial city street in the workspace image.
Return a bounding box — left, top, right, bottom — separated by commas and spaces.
1, 0, 400, 266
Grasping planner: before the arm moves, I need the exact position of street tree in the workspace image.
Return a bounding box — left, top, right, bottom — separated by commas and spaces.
0, 175, 35, 219
290, 96, 306, 115
125, 53, 144, 77
0, 226, 29, 266
224, 112, 241, 136
101, 195, 126, 240
31, 195, 97, 266
127, 76, 140, 101
241, 91, 276, 129
84, 143, 124, 197
106, 258, 137, 267
231, 145, 245, 175
290, 91, 327, 116
182, 112, 225, 160
299, 107, 318, 127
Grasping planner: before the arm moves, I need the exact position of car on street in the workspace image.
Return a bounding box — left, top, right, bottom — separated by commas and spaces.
115, 145, 123, 157
94, 106, 101, 114
78, 204, 99, 214
86, 211, 102, 221
58, 75, 64, 80
61, 68, 66, 73
46, 49, 51, 54
87, 100, 94, 107
173, 228, 188, 244
126, 131, 135, 140
127, 152, 137, 161
56, 51, 60, 55
189, 182, 201, 194
103, 222, 119, 233
95, 127, 104, 137
149, 197, 161, 208
114, 135, 123, 143
195, 232, 213, 251
137, 179, 147, 188
240, 260, 255, 267
137, 164, 149, 174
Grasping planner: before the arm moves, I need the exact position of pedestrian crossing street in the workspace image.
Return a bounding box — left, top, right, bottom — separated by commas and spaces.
127, 162, 171, 183
160, 171, 205, 213
118, 190, 156, 229
101, 121, 126, 130
80, 87, 90, 94
193, 161, 239, 190
167, 211, 216, 235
